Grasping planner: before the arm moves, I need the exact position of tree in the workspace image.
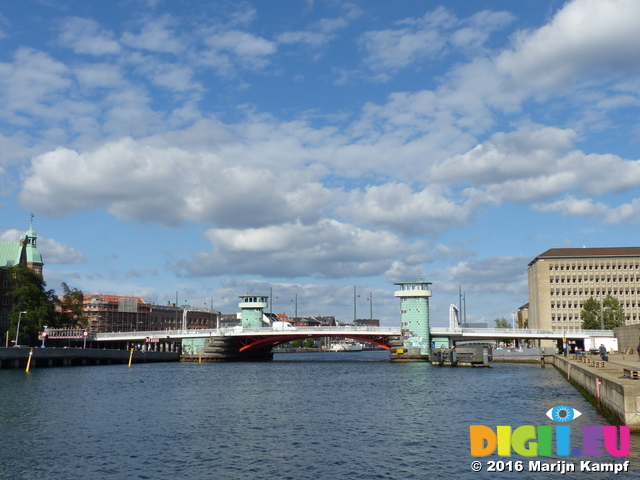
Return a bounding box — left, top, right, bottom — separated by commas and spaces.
494, 317, 511, 328
8, 264, 59, 345
57, 282, 87, 328
580, 295, 625, 330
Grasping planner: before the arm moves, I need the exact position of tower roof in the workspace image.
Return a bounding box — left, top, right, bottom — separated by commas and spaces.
23, 224, 43, 265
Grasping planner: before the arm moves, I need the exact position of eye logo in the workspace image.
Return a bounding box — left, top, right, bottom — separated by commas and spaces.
546, 405, 581, 422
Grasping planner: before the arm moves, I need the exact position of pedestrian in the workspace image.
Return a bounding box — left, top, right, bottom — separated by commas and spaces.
636, 343, 640, 361
599, 344, 607, 361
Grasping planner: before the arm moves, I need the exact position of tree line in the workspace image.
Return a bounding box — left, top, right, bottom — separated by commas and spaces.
493, 294, 625, 330
6, 264, 86, 345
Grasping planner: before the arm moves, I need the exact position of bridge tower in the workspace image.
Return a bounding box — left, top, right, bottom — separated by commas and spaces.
391, 280, 432, 361
239, 294, 269, 329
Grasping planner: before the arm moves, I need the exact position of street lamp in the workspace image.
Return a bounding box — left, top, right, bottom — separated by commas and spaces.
15, 311, 27, 346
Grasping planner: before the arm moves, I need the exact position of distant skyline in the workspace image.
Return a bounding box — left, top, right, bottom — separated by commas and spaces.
2, 0, 640, 326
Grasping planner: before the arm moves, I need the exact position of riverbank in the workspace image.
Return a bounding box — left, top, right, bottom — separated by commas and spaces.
0, 347, 179, 369
554, 352, 640, 429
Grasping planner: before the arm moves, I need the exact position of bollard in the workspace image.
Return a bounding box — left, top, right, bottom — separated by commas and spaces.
128, 348, 134, 368
26, 348, 33, 373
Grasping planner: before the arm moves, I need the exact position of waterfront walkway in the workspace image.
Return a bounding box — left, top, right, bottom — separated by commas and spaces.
554, 352, 640, 429
566, 351, 640, 377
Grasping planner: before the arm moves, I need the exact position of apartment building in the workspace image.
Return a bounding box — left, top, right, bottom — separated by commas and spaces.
528, 247, 640, 330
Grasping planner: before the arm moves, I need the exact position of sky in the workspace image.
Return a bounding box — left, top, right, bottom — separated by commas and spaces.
1, 0, 640, 327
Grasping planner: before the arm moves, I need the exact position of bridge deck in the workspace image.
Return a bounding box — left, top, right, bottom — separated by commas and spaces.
42, 326, 614, 342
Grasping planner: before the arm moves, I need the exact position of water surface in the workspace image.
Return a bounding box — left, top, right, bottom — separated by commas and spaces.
1, 351, 638, 479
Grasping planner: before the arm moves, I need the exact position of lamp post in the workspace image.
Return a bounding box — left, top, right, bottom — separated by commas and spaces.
15, 311, 27, 346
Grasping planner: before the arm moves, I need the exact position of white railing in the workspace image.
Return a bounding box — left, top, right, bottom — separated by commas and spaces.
231, 326, 400, 335
429, 327, 614, 337
89, 326, 402, 341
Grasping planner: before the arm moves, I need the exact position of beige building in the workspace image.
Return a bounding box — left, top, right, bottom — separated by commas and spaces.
528, 247, 640, 330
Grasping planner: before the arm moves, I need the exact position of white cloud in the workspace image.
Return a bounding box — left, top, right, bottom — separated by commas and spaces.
360, 7, 513, 74
200, 29, 276, 73
58, 17, 121, 55
276, 16, 349, 48
18, 137, 336, 228
39, 237, 87, 264
121, 16, 186, 54
359, 9, 451, 72
384, 261, 425, 283
430, 126, 640, 205
338, 183, 477, 236
431, 127, 577, 185
74, 63, 124, 89
175, 219, 417, 279
0, 48, 71, 122
534, 196, 640, 225
496, 0, 640, 90
441, 256, 528, 295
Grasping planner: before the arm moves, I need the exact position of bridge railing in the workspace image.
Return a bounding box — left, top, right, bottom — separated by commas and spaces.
232, 326, 401, 335
90, 326, 402, 341
429, 327, 614, 337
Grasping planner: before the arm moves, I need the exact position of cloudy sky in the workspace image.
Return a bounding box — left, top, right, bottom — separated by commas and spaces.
2, 0, 640, 327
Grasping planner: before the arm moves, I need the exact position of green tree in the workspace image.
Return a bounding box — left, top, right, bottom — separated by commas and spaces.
8, 264, 59, 345
57, 282, 87, 328
581, 295, 625, 330
494, 317, 511, 328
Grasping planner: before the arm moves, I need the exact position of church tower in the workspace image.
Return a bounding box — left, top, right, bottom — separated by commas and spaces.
20, 222, 44, 275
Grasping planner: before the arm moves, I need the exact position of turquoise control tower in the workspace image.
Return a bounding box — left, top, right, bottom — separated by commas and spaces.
239, 294, 269, 328
393, 280, 432, 359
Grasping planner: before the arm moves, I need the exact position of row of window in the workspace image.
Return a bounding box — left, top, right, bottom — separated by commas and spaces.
551, 290, 635, 296
550, 264, 640, 270
551, 277, 639, 283
552, 302, 639, 309
397, 284, 431, 291
552, 316, 638, 322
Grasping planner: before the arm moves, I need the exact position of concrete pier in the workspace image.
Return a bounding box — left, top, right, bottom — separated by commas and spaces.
554, 353, 640, 430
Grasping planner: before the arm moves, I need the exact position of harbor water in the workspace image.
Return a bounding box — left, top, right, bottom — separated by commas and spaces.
1, 350, 639, 479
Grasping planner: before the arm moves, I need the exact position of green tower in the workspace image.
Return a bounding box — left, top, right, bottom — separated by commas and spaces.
394, 280, 432, 358
239, 294, 269, 329
20, 223, 43, 275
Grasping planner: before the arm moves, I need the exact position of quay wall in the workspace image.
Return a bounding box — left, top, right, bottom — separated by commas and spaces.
554, 355, 640, 430
0, 347, 179, 369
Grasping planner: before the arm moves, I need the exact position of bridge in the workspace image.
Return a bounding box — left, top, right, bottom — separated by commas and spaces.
41, 326, 614, 360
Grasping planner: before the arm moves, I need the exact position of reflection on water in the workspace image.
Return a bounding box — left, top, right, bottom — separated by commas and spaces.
1, 351, 639, 479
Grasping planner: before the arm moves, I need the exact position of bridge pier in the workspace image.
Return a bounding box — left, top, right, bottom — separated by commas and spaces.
181, 336, 275, 362
387, 336, 432, 362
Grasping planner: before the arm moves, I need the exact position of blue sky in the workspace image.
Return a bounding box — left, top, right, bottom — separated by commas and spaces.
2, 0, 640, 327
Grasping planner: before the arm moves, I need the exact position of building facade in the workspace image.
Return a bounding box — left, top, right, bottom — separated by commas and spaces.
528, 247, 640, 330
84, 294, 151, 333
84, 294, 220, 333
